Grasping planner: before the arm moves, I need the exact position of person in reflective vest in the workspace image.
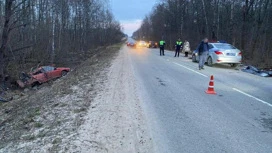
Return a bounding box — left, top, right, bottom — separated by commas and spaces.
159, 40, 166, 56
175, 39, 183, 57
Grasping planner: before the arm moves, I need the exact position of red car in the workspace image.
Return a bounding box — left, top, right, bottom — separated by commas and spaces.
17, 66, 70, 88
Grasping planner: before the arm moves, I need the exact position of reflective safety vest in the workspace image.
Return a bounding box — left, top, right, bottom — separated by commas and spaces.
160, 40, 165, 46
176, 41, 182, 46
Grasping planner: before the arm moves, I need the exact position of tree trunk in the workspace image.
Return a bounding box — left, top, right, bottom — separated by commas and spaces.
0, 0, 13, 80
230, 1, 235, 45
51, 9, 55, 64
201, 0, 209, 37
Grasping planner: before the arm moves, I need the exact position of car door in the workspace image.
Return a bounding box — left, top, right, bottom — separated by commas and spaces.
33, 70, 48, 83
42, 66, 55, 80
50, 68, 62, 79
207, 44, 214, 62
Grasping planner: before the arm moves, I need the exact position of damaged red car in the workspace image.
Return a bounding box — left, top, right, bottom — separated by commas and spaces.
17, 66, 70, 88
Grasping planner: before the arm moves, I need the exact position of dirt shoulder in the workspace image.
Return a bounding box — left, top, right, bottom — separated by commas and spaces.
0, 44, 153, 153
0, 44, 119, 152
64, 46, 154, 153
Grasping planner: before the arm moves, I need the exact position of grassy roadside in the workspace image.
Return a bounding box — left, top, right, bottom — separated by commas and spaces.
0, 43, 123, 152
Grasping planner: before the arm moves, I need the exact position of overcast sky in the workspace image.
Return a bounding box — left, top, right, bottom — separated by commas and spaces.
110, 0, 158, 36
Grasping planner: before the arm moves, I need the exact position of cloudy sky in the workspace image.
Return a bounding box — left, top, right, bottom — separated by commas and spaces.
110, 0, 158, 36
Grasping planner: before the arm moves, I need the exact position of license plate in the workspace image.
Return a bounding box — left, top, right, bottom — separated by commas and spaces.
227, 53, 236, 56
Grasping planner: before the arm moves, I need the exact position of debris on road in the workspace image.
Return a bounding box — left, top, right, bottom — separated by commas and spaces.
242, 65, 272, 77
17, 66, 70, 88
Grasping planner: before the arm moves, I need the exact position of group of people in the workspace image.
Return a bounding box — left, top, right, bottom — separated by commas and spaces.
158, 37, 209, 70
159, 39, 190, 57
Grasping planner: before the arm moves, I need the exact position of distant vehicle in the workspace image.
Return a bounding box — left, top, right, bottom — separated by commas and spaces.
148, 41, 158, 48
137, 41, 147, 47
17, 66, 70, 88
127, 41, 136, 47
192, 43, 242, 67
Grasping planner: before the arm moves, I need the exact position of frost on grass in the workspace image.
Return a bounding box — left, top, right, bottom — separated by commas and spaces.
0, 46, 119, 152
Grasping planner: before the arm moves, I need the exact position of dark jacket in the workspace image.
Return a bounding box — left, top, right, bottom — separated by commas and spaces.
197, 41, 209, 55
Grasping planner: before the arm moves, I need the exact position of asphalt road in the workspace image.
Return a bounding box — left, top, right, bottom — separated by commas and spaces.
125, 43, 272, 153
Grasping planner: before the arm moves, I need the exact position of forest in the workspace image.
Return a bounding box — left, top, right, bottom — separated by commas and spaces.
133, 0, 272, 67
0, 0, 124, 81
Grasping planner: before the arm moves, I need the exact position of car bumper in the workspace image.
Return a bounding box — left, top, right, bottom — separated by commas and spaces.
214, 56, 242, 64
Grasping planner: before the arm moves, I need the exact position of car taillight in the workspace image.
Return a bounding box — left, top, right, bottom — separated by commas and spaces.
215, 51, 223, 55
238, 52, 242, 56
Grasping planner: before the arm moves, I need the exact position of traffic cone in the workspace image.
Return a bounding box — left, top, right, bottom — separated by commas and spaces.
205, 75, 216, 94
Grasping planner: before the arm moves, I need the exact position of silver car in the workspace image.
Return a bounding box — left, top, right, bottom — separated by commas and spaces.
192, 43, 242, 67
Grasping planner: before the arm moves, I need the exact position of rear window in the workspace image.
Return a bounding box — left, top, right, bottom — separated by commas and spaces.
213, 44, 236, 49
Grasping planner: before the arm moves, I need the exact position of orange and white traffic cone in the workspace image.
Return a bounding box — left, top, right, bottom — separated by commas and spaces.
205, 75, 216, 94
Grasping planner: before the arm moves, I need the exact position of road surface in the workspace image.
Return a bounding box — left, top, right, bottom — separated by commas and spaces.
125, 43, 272, 152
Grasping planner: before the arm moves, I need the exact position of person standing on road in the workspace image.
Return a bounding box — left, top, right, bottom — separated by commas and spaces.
174, 39, 183, 57
183, 40, 190, 57
197, 38, 209, 70
159, 40, 166, 56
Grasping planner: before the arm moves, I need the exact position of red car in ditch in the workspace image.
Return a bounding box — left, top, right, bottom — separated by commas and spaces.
17, 66, 70, 88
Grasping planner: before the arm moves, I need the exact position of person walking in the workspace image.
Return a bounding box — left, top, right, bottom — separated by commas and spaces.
174, 39, 183, 57
159, 39, 166, 56
197, 38, 209, 70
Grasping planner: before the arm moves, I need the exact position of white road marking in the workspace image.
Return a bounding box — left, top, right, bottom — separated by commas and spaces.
233, 88, 272, 107
173, 62, 208, 78
172, 61, 271, 107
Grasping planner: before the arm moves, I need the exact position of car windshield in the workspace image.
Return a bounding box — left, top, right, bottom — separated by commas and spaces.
213, 44, 236, 49
42, 66, 55, 72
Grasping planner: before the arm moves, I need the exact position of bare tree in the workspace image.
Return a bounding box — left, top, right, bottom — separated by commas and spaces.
0, 0, 124, 80
134, 0, 272, 67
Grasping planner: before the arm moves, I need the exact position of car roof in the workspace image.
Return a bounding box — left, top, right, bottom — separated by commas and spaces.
209, 43, 231, 45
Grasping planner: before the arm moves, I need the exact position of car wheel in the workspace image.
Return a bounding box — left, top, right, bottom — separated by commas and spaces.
192, 55, 197, 62
61, 71, 68, 77
230, 63, 238, 67
207, 57, 213, 66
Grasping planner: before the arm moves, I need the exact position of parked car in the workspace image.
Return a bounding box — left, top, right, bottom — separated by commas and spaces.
137, 41, 147, 47
17, 66, 70, 88
127, 41, 136, 47
192, 43, 242, 67
148, 41, 158, 48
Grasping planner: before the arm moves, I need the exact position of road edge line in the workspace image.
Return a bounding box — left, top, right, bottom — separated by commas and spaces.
233, 88, 272, 107
173, 62, 208, 78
